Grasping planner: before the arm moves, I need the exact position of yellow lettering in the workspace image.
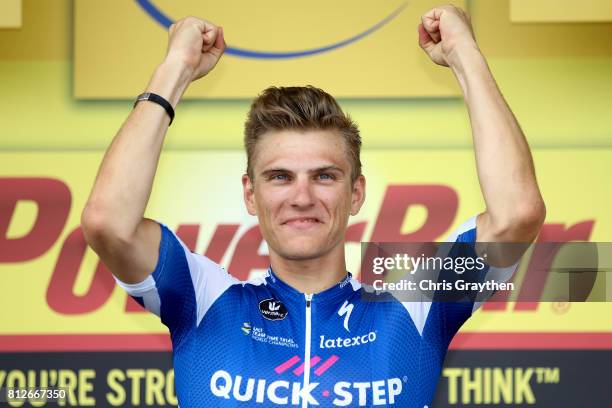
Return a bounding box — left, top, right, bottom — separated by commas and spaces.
515, 368, 535, 404
166, 369, 177, 406
78, 369, 96, 406
56, 370, 78, 406
126, 369, 145, 405
145, 369, 165, 405
106, 369, 126, 406
483, 367, 492, 403
493, 368, 513, 403
6, 370, 26, 407
461, 368, 481, 404
443, 368, 462, 404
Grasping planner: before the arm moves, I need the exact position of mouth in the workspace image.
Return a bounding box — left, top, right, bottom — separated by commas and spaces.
281, 217, 323, 229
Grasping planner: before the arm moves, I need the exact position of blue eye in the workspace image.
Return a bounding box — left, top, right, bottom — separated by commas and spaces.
319, 173, 334, 180
272, 174, 288, 181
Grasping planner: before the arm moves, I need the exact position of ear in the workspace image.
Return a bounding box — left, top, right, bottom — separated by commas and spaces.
242, 174, 257, 216
350, 175, 366, 216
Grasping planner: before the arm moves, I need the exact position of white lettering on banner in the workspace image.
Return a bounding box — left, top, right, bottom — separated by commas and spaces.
210, 370, 403, 406
319, 332, 377, 349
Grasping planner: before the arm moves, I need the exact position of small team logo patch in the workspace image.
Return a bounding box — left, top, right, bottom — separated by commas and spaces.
241, 322, 252, 335
259, 298, 288, 321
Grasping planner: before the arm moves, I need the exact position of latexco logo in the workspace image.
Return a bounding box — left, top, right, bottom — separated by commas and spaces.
209, 355, 404, 406
319, 331, 377, 349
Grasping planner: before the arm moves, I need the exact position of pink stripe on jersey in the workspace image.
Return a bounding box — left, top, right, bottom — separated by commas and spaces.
293, 356, 321, 376
314, 355, 340, 376
274, 355, 301, 374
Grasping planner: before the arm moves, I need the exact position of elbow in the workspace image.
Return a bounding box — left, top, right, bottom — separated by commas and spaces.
517, 198, 546, 229
81, 207, 104, 247
491, 199, 546, 242
519, 199, 546, 241
81, 204, 131, 250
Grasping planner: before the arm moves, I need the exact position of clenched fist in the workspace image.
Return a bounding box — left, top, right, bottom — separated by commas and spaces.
418, 5, 478, 67
165, 16, 226, 82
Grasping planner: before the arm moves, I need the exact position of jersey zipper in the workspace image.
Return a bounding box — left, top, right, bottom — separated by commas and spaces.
302, 293, 313, 408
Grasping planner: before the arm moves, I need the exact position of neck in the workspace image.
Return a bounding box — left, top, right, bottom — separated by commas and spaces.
269, 243, 347, 294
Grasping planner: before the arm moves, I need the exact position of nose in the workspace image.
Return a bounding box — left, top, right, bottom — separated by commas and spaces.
290, 175, 315, 209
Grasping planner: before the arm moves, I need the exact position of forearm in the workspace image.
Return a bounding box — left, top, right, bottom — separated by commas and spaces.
82, 60, 193, 240
450, 46, 545, 236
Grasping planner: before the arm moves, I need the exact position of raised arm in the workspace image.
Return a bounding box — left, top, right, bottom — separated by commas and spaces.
418, 5, 545, 243
81, 17, 226, 283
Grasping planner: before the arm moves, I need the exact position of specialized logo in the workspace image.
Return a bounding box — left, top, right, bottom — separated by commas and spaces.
338, 300, 354, 332
209, 355, 404, 406
259, 298, 288, 321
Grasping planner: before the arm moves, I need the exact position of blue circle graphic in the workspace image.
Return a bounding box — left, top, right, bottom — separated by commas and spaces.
136, 0, 409, 59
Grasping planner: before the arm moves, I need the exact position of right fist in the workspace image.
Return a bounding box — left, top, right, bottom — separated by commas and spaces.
165, 16, 226, 82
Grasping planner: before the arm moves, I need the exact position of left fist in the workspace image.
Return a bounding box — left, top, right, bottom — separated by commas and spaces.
418, 4, 477, 67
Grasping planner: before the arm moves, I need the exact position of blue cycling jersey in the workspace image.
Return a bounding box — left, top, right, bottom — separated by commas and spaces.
116, 216, 512, 407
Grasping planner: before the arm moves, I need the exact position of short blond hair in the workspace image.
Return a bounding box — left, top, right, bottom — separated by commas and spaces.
244, 85, 362, 182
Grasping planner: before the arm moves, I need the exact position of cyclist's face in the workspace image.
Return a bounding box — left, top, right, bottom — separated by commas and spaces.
243, 129, 365, 261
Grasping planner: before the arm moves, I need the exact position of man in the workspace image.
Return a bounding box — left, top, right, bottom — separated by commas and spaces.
82, 5, 545, 407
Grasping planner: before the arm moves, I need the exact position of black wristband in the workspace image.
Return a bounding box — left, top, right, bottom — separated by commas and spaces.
134, 92, 175, 125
